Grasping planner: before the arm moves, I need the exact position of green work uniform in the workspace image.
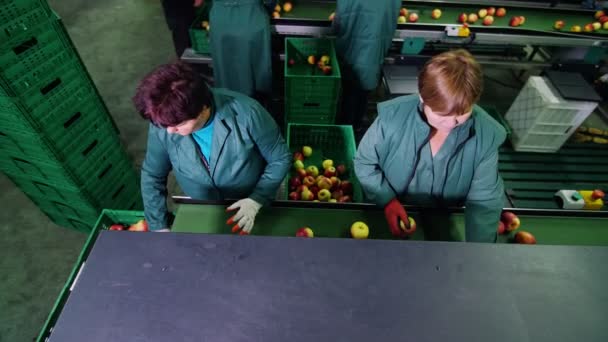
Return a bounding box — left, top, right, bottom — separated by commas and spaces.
141, 88, 290, 230
354, 95, 507, 242
334, 0, 401, 90
209, 0, 272, 96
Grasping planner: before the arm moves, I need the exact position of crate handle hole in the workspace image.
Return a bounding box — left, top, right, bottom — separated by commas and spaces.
64, 112, 82, 129
13, 37, 38, 55
98, 164, 113, 179
40, 78, 62, 95
82, 140, 98, 156
112, 185, 126, 200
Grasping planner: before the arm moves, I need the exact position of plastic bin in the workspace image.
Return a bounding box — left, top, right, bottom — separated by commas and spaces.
0, 0, 52, 45
189, 4, 211, 54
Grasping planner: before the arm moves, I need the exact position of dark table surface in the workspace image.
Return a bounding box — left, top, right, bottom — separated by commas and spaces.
48, 231, 608, 342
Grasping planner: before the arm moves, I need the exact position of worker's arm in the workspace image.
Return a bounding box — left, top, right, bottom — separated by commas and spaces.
141, 124, 173, 231
354, 115, 397, 207
246, 102, 291, 205
464, 148, 504, 242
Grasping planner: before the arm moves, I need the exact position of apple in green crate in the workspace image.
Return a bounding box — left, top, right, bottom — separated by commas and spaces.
317, 176, 333, 190
288, 191, 300, 201
296, 168, 307, 179
336, 164, 347, 176
293, 160, 304, 170
289, 176, 302, 190
303, 176, 316, 187
330, 176, 341, 189
318, 189, 332, 201
322, 159, 334, 170
128, 220, 148, 232
109, 224, 126, 231
293, 152, 304, 161
296, 227, 314, 237
301, 188, 314, 201
331, 189, 344, 200
338, 195, 352, 203
340, 180, 353, 195
324, 166, 336, 178
302, 146, 313, 157
306, 165, 319, 177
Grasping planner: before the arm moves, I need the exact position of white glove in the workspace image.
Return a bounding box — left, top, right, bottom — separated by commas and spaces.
153, 228, 171, 233
226, 198, 263, 234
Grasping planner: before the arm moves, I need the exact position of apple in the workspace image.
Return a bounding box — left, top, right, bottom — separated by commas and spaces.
478, 8, 487, 19
514, 231, 536, 244
324, 166, 336, 178
400, 8, 408, 17
483, 16, 494, 26
518, 16, 526, 25
571, 25, 582, 32
338, 195, 352, 203
307, 55, 316, 65
603, 21, 608, 29
296, 227, 314, 238
350, 221, 369, 239
501, 211, 520, 232
272, 11, 280, 19
321, 159, 333, 170
109, 224, 125, 231
397, 15, 407, 24
320, 55, 330, 66
399, 217, 417, 235
591, 189, 605, 200
303, 176, 316, 187
306, 165, 319, 177
496, 7, 506, 17
600, 16, 608, 24
497, 221, 506, 235
331, 189, 344, 200
274, 4, 281, 12
509, 16, 520, 27
201, 21, 209, 29
431, 9, 441, 20
487, 7, 496, 16
593, 22, 601, 30
336, 164, 347, 176
322, 65, 332, 75
128, 220, 148, 232
318, 189, 332, 201
458, 13, 468, 23
595, 10, 605, 19
288, 191, 300, 201
288, 58, 296, 67
329, 12, 335, 21
301, 189, 314, 201
296, 168, 307, 179
283, 2, 292, 13
293, 152, 304, 161
408, 13, 418, 22
296, 185, 307, 193
317, 177, 333, 190
293, 160, 304, 170
328, 199, 337, 203
468, 13, 478, 23
302, 146, 313, 157
330, 176, 341, 189
584, 23, 594, 32
554, 20, 565, 30
309, 186, 320, 195
289, 176, 302, 190
340, 180, 353, 195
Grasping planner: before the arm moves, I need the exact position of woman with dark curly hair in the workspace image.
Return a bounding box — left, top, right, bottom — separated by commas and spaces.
134, 62, 290, 233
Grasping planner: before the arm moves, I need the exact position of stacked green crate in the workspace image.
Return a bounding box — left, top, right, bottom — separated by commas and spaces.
284, 38, 341, 125
0, 2, 142, 232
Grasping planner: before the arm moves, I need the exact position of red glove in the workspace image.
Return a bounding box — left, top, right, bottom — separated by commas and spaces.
384, 198, 414, 238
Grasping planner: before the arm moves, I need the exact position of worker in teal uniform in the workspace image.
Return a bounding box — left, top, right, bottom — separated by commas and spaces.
354, 50, 506, 242
333, 0, 401, 132
208, 0, 273, 100
133, 62, 290, 233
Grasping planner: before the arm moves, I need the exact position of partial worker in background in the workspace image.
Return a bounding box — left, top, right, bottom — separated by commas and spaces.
208, 0, 273, 103
355, 49, 506, 243
133, 62, 290, 233
161, 0, 204, 56
333, 0, 401, 133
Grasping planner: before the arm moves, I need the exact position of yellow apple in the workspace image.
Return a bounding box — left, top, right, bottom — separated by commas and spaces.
350, 221, 369, 239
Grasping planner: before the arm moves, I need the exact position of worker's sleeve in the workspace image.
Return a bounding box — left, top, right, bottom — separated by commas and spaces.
141, 124, 172, 231
247, 103, 291, 206
464, 148, 504, 243
354, 116, 397, 207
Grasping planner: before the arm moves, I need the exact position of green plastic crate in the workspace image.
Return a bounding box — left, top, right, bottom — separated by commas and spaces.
284, 38, 341, 124
8, 174, 97, 205
0, 0, 52, 45
44, 210, 96, 232
30, 194, 101, 221
189, 4, 211, 54
284, 124, 362, 202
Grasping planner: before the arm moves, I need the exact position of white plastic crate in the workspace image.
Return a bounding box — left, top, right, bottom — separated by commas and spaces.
504, 76, 598, 153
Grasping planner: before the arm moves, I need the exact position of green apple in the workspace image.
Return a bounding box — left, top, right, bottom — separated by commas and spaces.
306, 165, 319, 177
293, 160, 304, 170
350, 221, 369, 239
322, 159, 334, 170
318, 189, 331, 201
302, 146, 313, 157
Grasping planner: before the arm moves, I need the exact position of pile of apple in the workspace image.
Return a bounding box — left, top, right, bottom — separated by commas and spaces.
397, 8, 419, 23
556, 10, 608, 32
458, 7, 506, 26
498, 211, 536, 244
272, 1, 293, 19
287, 54, 333, 75
200, 20, 210, 31
289, 146, 353, 202
108, 219, 148, 232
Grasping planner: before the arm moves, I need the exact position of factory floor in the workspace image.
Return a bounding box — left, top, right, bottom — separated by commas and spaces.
0, 1, 606, 341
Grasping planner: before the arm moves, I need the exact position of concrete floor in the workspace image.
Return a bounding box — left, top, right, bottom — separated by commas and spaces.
0, 1, 174, 341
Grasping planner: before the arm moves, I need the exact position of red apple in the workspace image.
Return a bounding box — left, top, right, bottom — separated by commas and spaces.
509, 16, 520, 27
400, 8, 408, 17
554, 20, 565, 30
288, 59, 295, 67
303, 176, 316, 187
591, 189, 605, 200
296, 185, 307, 193
340, 180, 353, 195
496, 7, 506, 17
322, 66, 332, 75
288, 191, 300, 201
595, 10, 605, 19
331, 190, 344, 200
330, 176, 341, 190
272, 11, 280, 19
458, 13, 468, 23
295, 227, 314, 238
501, 211, 520, 232
128, 220, 148, 232
408, 12, 418, 22
338, 195, 352, 203
497, 221, 506, 235
309, 185, 320, 195
109, 224, 125, 231
296, 168, 307, 179
324, 166, 336, 178
600, 16, 608, 24
289, 176, 302, 191
514, 231, 536, 244
483, 16, 494, 26
487, 7, 496, 16
584, 23, 594, 32
293, 152, 304, 161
